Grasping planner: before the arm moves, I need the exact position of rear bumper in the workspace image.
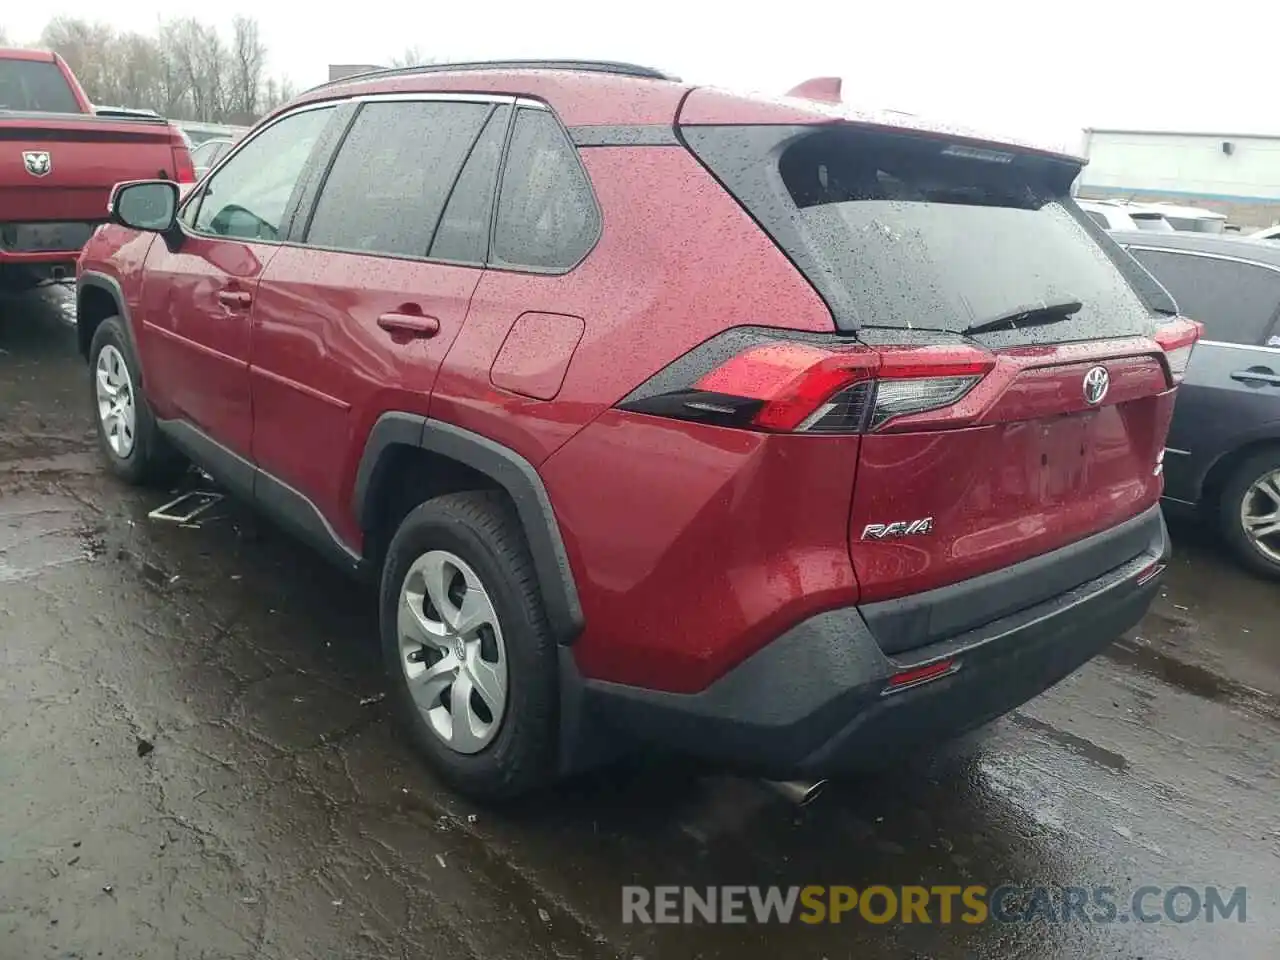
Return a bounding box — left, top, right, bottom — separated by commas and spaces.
576, 505, 1168, 778
1, 222, 99, 266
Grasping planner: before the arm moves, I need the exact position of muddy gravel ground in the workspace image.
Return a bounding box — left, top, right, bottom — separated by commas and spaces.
2, 287, 1278, 959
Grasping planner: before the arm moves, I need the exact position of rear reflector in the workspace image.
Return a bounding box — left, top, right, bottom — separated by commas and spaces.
883, 658, 958, 694
618, 329, 995, 435
1154, 318, 1203, 385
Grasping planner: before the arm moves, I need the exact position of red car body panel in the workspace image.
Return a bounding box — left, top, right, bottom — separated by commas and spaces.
849, 345, 1174, 603
430, 146, 834, 468
543, 412, 863, 692
136, 235, 272, 456
249, 247, 484, 550
0, 48, 193, 271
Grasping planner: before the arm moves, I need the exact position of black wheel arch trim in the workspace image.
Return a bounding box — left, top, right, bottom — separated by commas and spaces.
354, 413, 584, 644
1191, 423, 1280, 505
76, 270, 141, 365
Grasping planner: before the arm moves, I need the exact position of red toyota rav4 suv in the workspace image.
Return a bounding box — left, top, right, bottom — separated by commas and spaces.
76, 61, 1198, 800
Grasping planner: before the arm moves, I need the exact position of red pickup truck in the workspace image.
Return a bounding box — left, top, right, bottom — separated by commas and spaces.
0, 48, 196, 292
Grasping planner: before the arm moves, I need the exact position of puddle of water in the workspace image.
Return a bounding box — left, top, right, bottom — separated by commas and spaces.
1104, 638, 1280, 725
0, 495, 94, 583
1008, 711, 1129, 772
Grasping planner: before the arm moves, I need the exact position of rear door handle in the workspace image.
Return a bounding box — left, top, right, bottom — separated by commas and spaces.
216, 290, 252, 309
1230, 367, 1280, 385
377, 312, 441, 338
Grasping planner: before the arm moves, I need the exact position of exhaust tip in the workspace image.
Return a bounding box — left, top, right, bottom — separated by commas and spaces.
762, 778, 828, 806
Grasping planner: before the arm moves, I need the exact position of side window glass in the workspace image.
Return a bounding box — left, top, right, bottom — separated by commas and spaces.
1130, 249, 1280, 345
190, 107, 335, 242
304, 100, 491, 257
429, 105, 511, 263
492, 108, 599, 271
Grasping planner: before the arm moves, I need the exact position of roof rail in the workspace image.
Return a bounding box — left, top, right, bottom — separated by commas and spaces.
307, 59, 680, 94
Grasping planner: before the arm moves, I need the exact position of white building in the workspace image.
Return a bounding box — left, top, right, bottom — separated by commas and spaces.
1077, 128, 1280, 228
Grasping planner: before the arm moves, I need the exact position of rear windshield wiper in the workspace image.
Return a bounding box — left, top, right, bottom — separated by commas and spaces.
963, 299, 1083, 336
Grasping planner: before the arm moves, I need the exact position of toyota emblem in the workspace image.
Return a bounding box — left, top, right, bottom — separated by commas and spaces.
1083, 365, 1110, 405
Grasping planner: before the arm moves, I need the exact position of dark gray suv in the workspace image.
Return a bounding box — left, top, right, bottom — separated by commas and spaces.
1113, 230, 1280, 577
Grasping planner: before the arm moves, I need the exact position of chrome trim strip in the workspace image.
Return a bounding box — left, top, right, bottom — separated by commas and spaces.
1164, 447, 1192, 456
1123, 244, 1280, 276
349, 92, 517, 105
1199, 339, 1280, 354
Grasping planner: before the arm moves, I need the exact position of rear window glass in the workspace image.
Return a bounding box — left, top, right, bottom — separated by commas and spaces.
684, 125, 1166, 339
0, 58, 80, 113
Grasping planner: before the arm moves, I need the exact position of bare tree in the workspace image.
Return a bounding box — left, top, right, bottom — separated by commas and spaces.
261, 77, 297, 113
229, 15, 266, 119
389, 46, 436, 68
40, 17, 116, 101
32, 15, 289, 123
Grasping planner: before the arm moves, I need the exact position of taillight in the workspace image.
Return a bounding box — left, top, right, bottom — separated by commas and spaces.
171, 143, 197, 184
617, 329, 994, 434
1154, 317, 1203, 385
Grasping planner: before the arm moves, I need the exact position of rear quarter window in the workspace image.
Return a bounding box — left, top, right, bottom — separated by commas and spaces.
491, 107, 600, 272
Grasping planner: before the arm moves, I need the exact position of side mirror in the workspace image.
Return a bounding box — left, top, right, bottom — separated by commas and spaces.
109, 180, 179, 232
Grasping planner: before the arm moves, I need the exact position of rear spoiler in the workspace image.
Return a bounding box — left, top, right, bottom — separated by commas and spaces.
91, 106, 168, 124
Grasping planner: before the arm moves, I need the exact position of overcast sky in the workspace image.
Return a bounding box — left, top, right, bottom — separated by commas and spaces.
5, 1, 1273, 151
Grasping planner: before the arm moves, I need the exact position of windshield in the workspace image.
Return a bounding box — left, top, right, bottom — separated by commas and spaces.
1131, 214, 1174, 232
0, 58, 80, 113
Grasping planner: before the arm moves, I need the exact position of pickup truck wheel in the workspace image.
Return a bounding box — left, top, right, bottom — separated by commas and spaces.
88, 316, 185, 485
380, 491, 558, 801
1219, 449, 1280, 580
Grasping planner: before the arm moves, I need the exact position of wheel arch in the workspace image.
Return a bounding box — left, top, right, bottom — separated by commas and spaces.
1200, 432, 1280, 512
355, 413, 584, 644
76, 271, 138, 366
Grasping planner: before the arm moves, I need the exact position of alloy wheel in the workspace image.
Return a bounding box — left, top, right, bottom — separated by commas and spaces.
1241, 469, 1280, 564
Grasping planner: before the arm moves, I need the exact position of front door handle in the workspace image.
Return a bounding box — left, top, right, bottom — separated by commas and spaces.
377, 312, 441, 338
216, 290, 252, 309
1230, 367, 1280, 386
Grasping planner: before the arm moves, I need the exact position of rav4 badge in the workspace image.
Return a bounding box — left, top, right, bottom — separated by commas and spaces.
861, 518, 934, 540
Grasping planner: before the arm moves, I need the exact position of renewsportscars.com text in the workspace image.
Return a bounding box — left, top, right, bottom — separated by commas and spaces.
622, 884, 1247, 925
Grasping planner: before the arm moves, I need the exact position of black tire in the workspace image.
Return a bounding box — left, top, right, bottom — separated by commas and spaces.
1218, 447, 1280, 580
380, 490, 558, 800
88, 316, 186, 485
